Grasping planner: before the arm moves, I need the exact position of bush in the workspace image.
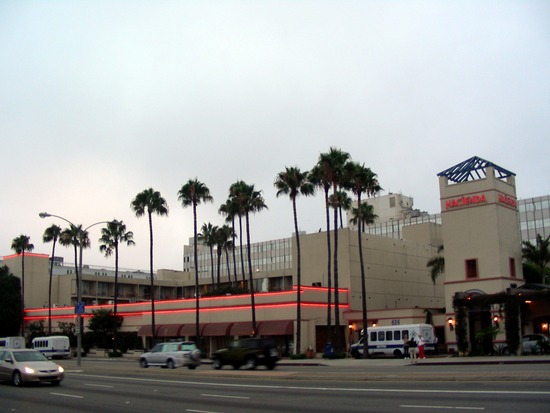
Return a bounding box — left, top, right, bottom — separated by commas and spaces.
108, 351, 123, 358
290, 353, 307, 360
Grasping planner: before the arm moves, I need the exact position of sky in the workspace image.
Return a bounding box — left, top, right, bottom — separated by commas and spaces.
2, 0, 549, 272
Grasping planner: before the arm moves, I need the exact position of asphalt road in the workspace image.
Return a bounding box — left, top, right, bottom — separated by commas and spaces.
2, 356, 550, 413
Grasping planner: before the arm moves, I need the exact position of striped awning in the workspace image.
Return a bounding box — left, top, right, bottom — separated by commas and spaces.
179, 323, 205, 337
229, 321, 256, 337
257, 320, 294, 336
202, 322, 234, 337
157, 324, 184, 337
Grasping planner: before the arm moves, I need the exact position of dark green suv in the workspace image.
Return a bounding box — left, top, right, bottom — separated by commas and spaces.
211, 338, 280, 370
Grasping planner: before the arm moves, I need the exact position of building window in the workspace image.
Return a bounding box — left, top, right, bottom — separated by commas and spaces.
465, 259, 478, 279
389, 197, 396, 208
509, 258, 516, 278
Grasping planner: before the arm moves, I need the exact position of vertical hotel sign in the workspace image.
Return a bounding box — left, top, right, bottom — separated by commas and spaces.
444, 193, 517, 210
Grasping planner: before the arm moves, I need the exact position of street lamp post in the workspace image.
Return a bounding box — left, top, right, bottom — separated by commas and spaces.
39, 212, 109, 367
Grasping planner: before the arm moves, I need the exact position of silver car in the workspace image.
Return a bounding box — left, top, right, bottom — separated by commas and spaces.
139, 341, 201, 369
522, 334, 550, 354
0, 349, 64, 386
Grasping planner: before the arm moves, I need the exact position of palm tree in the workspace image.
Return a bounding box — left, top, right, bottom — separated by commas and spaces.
275, 166, 314, 355
178, 179, 213, 344
427, 245, 445, 285
215, 224, 234, 286
229, 181, 267, 335
99, 220, 135, 348
522, 234, 550, 285
198, 222, 217, 286
131, 188, 169, 345
42, 224, 61, 335
329, 190, 352, 228
11, 235, 35, 336
308, 164, 333, 342
219, 199, 239, 284
350, 203, 378, 232
345, 161, 381, 358
228, 181, 248, 282
318, 147, 350, 351
59, 225, 86, 293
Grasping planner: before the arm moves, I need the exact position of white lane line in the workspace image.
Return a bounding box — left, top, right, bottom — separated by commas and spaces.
401, 405, 484, 410
84, 383, 114, 388
50, 392, 84, 399
186, 410, 220, 413
201, 393, 250, 400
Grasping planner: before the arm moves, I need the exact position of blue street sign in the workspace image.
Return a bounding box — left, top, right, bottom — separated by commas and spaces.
75, 301, 85, 314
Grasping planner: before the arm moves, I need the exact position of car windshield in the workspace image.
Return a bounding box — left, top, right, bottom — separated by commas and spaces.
13, 351, 49, 362
180, 343, 196, 351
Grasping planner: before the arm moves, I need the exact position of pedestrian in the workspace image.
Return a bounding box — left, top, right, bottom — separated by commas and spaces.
408, 336, 417, 362
433, 336, 439, 355
403, 335, 409, 359
416, 334, 426, 359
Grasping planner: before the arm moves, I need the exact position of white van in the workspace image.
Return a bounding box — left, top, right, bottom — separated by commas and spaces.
0, 336, 25, 349
350, 324, 435, 358
31, 336, 71, 359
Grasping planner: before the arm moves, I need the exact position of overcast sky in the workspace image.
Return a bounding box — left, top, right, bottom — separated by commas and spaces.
2, 1, 549, 272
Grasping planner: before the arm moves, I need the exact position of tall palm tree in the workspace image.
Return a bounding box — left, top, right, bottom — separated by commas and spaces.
11, 235, 35, 336
318, 147, 350, 351
59, 225, 88, 295
275, 166, 314, 355
330, 190, 352, 228
219, 199, 239, 284
345, 161, 381, 358
99, 220, 135, 348
230, 181, 267, 335
228, 181, 248, 282
42, 224, 61, 335
427, 245, 445, 285
350, 203, 377, 232
198, 222, 217, 286
308, 164, 333, 341
178, 179, 213, 343
522, 234, 550, 285
131, 188, 169, 345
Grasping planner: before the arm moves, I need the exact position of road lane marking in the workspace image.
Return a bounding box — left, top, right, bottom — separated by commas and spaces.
401, 405, 484, 410
84, 383, 114, 388
201, 393, 250, 400
50, 392, 84, 399
73, 374, 550, 396
186, 410, 220, 413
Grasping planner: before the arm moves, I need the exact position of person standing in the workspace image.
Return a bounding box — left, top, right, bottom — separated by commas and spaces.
417, 334, 426, 359
408, 336, 417, 362
403, 335, 410, 359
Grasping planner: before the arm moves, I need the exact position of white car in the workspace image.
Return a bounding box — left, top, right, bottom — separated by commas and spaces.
522, 334, 550, 354
0, 349, 64, 386
139, 341, 201, 369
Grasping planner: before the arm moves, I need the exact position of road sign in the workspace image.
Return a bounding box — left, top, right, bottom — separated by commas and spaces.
75, 301, 85, 314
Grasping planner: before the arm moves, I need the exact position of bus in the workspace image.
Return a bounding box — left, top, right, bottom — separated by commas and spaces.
31, 336, 71, 359
350, 324, 435, 358
0, 336, 25, 349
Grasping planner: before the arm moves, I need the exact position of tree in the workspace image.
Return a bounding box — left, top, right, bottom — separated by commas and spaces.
318, 147, 350, 351
345, 161, 381, 358
427, 245, 445, 285
228, 182, 248, 283
522, 234, 550, 285
219, 199, 239, 284
43, 224, 61, 335
178, 179, 213, 344
131, 188, 169, 345
11, 234, 34, 336
99, 220, 135, 348
350, 203, 377, 232
329, 190, 352, 229
0, 266, 22, 337
59, 224, 90, 297
88, 309, 122, 349
198, 222, 217, 286
215, 225, 234, 286
275, 166, 314, 355
308, 164, 333, 342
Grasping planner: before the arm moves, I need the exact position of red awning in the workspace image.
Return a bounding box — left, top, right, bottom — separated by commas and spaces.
202, 322, 234, 337
229, 321, 256, 337
157, 324, 184, 337
257, 320, 294, 336
179, 324, 205, 337
137, 325, 156, 337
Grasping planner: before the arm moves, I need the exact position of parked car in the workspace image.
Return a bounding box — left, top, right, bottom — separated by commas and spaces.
522, 334, 550, 354
211, 338, 280, 370
139, 341, 201, 369
0, 349, 64, 386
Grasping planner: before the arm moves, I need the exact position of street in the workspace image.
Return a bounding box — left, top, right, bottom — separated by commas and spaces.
0, 358, 549, 412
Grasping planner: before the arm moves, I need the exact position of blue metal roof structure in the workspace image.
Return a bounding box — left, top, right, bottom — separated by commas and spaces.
437, 156, 516, 183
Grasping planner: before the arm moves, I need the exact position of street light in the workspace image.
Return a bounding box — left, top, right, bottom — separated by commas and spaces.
39, 212, 109, 367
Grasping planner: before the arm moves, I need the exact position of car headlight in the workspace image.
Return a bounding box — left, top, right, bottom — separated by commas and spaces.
58, 366, 64, 373
24, 367, 35, 374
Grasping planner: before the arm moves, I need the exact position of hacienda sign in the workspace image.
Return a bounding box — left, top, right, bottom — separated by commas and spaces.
445, 193, 517, 210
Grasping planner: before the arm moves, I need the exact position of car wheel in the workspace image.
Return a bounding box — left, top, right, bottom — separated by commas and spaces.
139, 359, 148, 368
12, 371, 23, 387
167, 359, 176, 369
243, 357, 257, 370
393, 349, 402, 358
190, 349, 201, 362
212, 358, 222, 370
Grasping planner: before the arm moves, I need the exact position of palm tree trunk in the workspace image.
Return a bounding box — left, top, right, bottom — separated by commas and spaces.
293, 198, 302, 355
238, 215, 246, 283
245, 212, 256, 335
148, 212, 156, 346
114, 245, 119, 351
324, 188, 332, 342
193, 203, 200, 344
357, 194, 368, 359
333, 185, 341, 351
20, 252, 25, 337
48, 241, 57, 336
231, 217, 237, 285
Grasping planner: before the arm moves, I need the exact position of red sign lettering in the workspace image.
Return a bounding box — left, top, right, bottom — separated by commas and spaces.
445, 194, 487, 209
498, 194, 517, 208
